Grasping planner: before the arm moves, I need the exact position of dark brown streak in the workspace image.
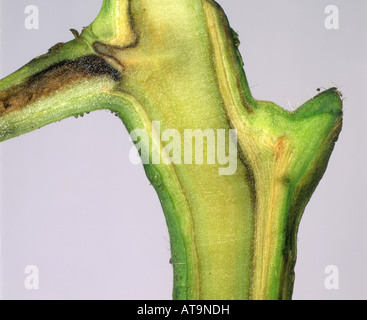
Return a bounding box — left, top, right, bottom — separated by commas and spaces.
0, 55, 122, 116
237, 141, 257, 213
224, 114, 257, 213
112, 0, 140, 50
93, 42, 126, 71
125, 0, 140, 49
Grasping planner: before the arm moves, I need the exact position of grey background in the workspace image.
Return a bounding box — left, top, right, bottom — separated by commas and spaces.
0, 0, 366, 300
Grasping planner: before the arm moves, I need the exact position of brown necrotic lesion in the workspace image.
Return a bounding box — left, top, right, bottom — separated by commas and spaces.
0, 55, 122, 116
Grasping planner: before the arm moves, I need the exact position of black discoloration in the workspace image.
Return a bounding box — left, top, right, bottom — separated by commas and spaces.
0, 55, 121, 116
30, 55, 122, 82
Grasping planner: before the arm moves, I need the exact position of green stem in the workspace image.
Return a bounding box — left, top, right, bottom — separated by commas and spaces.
0, 0, 342, 300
